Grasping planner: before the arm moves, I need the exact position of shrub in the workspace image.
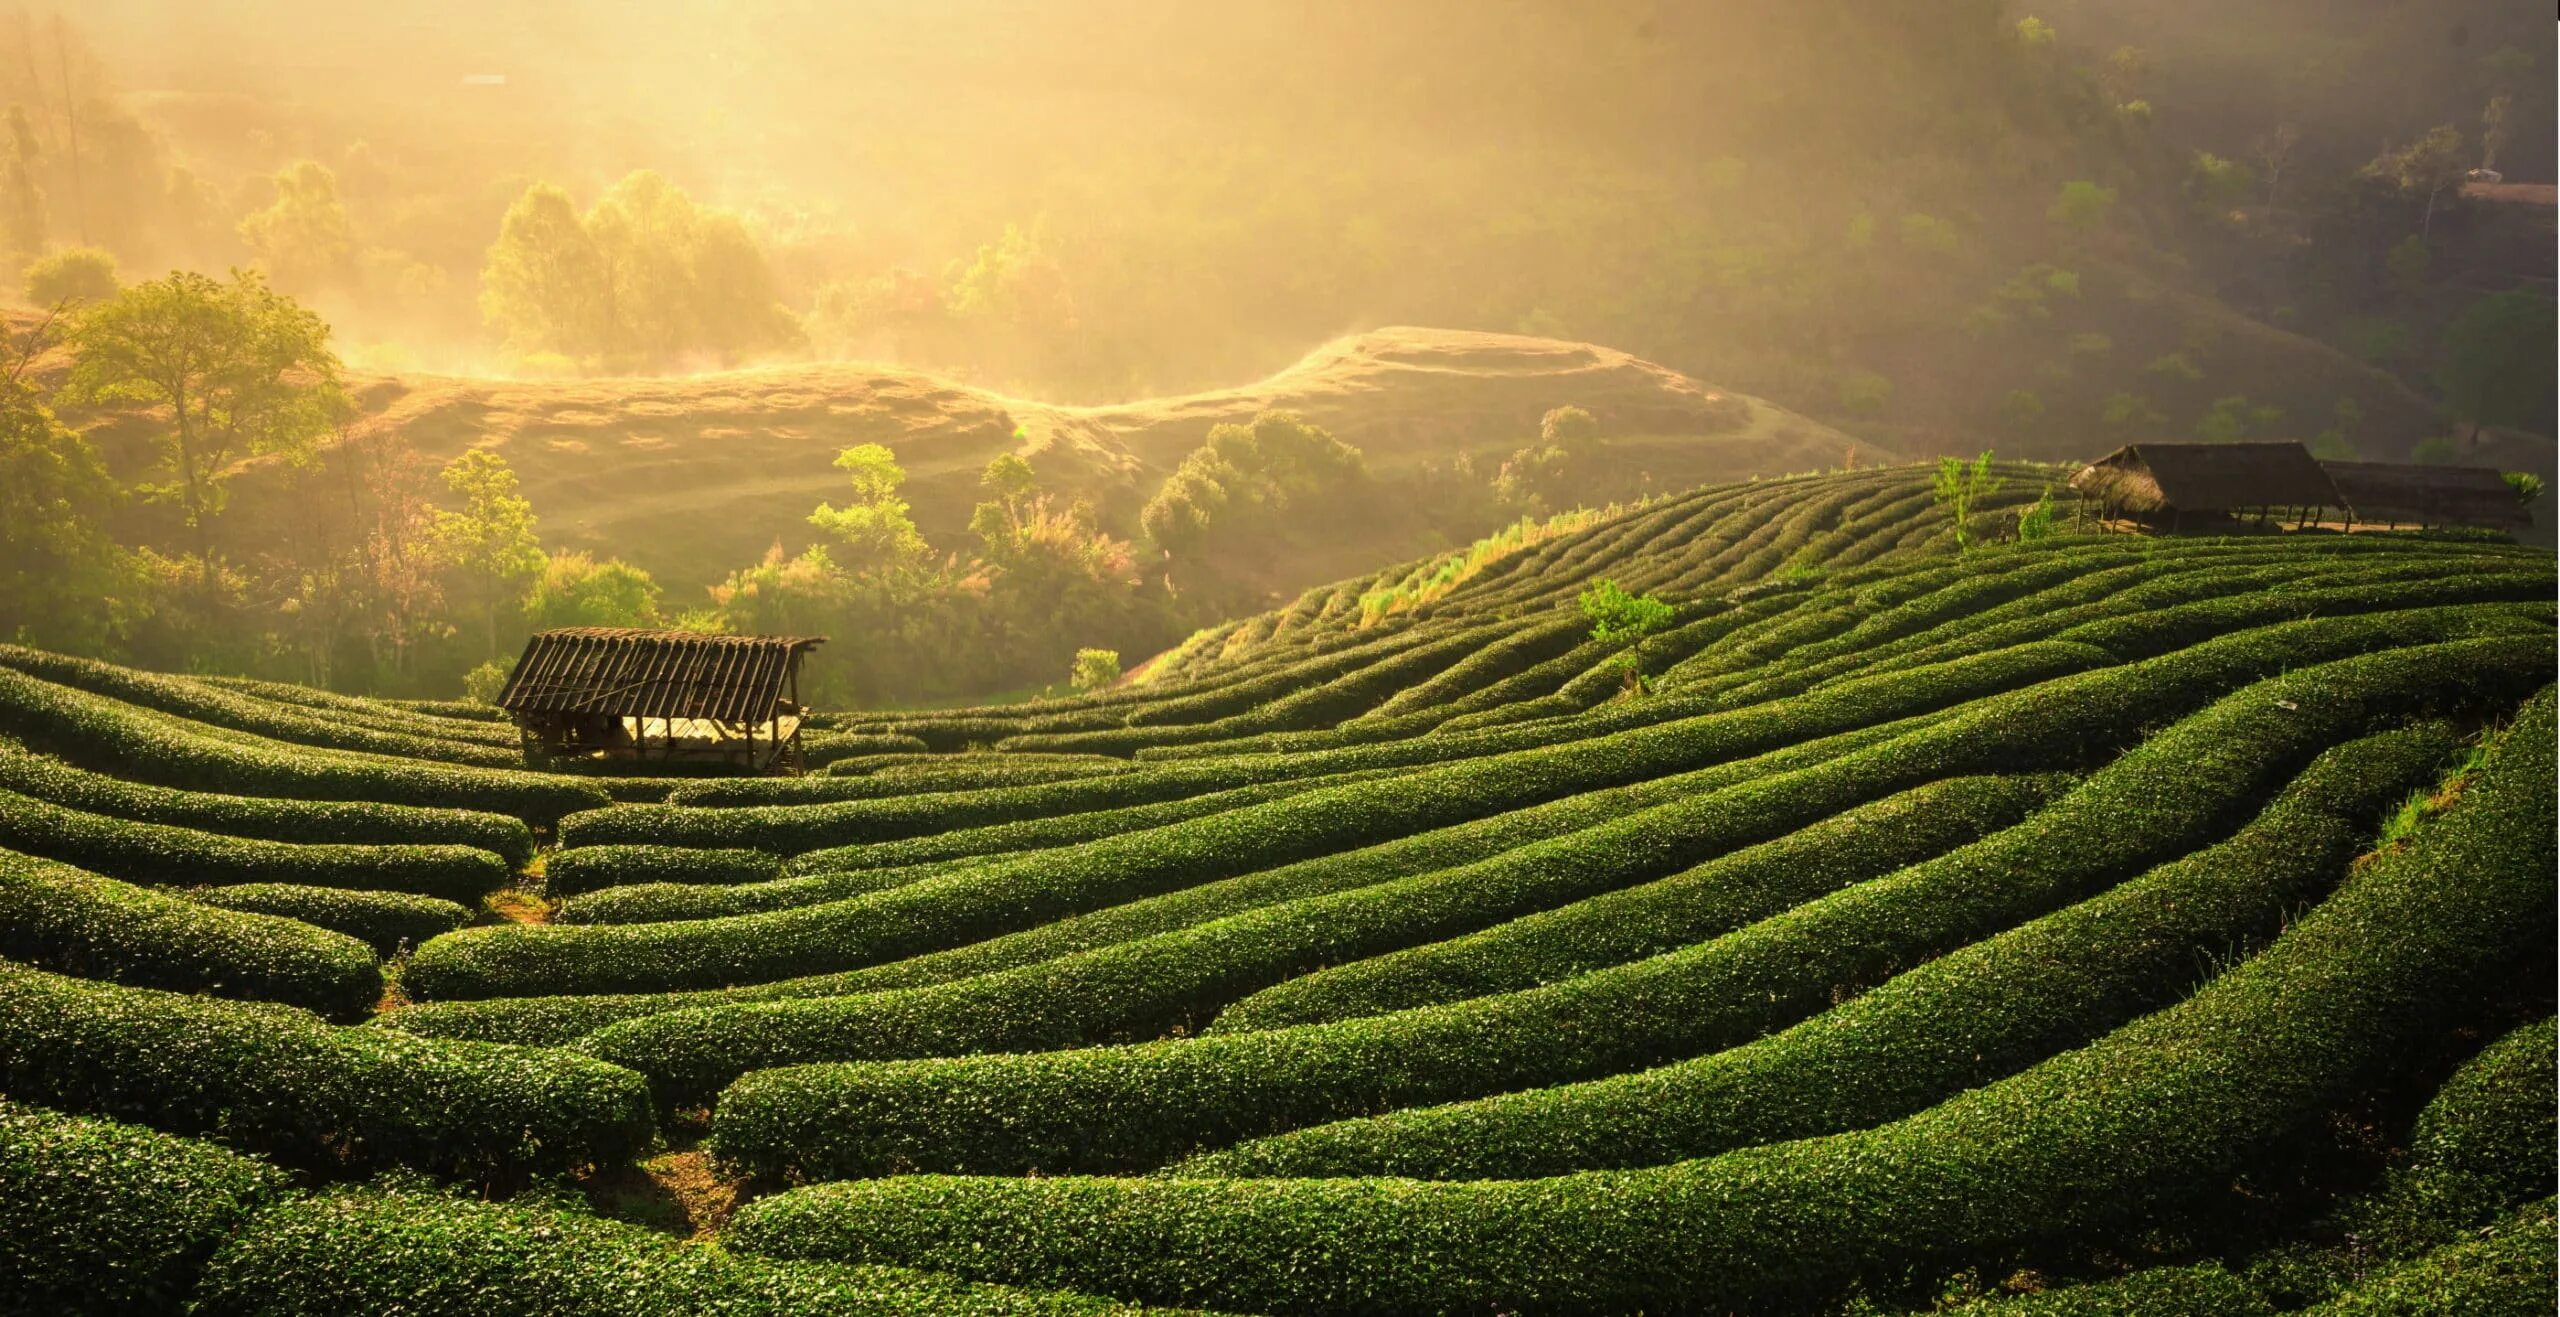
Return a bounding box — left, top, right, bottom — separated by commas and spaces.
2407, 1016, 2557, 1205
2299, 1200, 2555, 1316
0, 960, 655, 1178
0, 787, 511, 903
192, 1184, 1192, 1316
1069, 648, 1121, 694
0, 666, 609, 825
0, 1101, 285, 1315
0, 747, 536, 866
191, 884, 471, 957
1193, 725, 2454, 1178
541, 845, 782, 897
1577, 578, 1674, 641
0, 847, 380, 1020
22, 246, 120, 305
722, 688, 2558, 1315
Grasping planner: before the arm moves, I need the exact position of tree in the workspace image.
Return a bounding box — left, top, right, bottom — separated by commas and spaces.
480, 182, 612, 361
2100, 392, 2166, 435
525, 550, 661, 631
1539, 404, 1601, 453
2480, 95, 2512, 173
1931, 451, 2005, 551
2251, 123, 2301, 207
808, 442, 928, 575
1578, 578, 1673, 641
2186, 152, 2256, 212
237, 160, 355, 293
2048, 181, 2117, 235
62, 269, 344, 586
1069, 647, 1120, 693
970, 451, 1041, 558
429, 448, 545, 658
2438, 290, 2557, 443
1141, 412, 1366, 558
0, 309, 129, 650
2501, 472, 2543, 507
2098, 45, 2148, 102
2367, 125, 2468, 238
2016, 486, 2058, 541
2195, 395, 2282, 444
23, 245, 114, 305
1, 104, 41, 264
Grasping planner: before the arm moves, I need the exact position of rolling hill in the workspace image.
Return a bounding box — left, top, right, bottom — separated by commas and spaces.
0, 466, 2550, 1313
50, 323, 1866, 597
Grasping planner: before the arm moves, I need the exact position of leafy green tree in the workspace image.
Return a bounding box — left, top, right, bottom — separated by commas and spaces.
2016, 486, 2058, 541
480, 182, 612, 361
1540, 404, 1601, 453
430, 448, 546, 658
1142, 412, 1366, 558
970, 452, 1042, 558
2367, 125, 2469, 238
1931, 451, 2005, 551
2500, 472, 2543, 507
2100, 392, 2166, 434
1070, 647, 1120, 693
2048, 181, 2117, 234
2195, 395, 2283, 444
237, 160, 355, 293
808, 443, 929, 575
0, 317, 130, 651
524, 551, 662, 630
1578, 578, 1673, 641
2438, 291, 2557, 443
23, 246, 115, 305
2012, 16, 2055, 48
62, 270, 344, 585
2186, 152, 2256, 211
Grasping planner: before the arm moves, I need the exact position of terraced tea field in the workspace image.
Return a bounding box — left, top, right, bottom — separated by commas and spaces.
1, 465, 2553, 1315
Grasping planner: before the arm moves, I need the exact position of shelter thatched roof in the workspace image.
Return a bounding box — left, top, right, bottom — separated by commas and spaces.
2069, 442, 2343, 515
2320, 461, 2532, 530
496, 628, 824, 724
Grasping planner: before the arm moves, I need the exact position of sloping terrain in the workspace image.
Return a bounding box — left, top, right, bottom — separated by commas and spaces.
50, 323, 1851, 593
0, 467, 2552, 1314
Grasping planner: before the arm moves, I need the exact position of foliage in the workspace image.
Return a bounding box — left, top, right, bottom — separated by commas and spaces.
61, 269, 346, 575
0, 319, 134, 652
807, 443, 929, 575
1140, 411, 1366, 558
461, 660, 509, 705
2015, 486, 2058, 541
2437, 291, 2557, 440
2048, 180, 2117, 233
524, 550, 661, 631
1576, 578, 1673, 641
480, 171, 801, 369
429, 449, 546, 658
237, 160, 355, 292
2196, 394, 2283, 444
2500, 472, 2543, 506
1070, 648, 1121, 693
23, 245, 116, 305
1931, 451, 2005, 551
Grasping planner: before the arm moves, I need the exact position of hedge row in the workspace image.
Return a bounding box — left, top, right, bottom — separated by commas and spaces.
0, 847, 380, 1020
558, 854, 987, 925
710, 660, 2486, 1181
0, 1101, 287, 1315
0, 747, 536, 867
189, 1186, 1205, 1317
0, 645, 524, 767
0, 667, 610, 825
698, 772, 2058, 1174
1191, 725, 2454, 1179
541, 845, 782, 897
0, 959, 654, 1178
2298, 1200, 2555, 1316
409, 640, 2095, 1000
190, 884, 471, 956
0, 787, 510, 903
555, 630, 2095, 862
716, 686, 2560, 1316
379, 719, 1935, 1045
2407, 1016, 2557, 1206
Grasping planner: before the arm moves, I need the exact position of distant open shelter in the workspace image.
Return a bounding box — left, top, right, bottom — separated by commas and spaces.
2317, 460, 2533, 533
2069, 441, 2345, 532
495, 628, 825, 774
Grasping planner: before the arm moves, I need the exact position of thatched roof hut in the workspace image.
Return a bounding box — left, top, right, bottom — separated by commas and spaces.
2319, 461, 2532, 531
2069, 442, 2344, 521
496, 628, 826, 774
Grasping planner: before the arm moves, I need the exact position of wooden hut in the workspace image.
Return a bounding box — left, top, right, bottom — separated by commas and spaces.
2318, 460, 2533, 532
495, 628, 825, 774
2069, 441, 2344, 532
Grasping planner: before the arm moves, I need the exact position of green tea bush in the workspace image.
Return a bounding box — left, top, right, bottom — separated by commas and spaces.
0, 788, 510, 903
0, 668, 610, 825
0, 645, 525, 767
191, 884, 471, 956
1193, 726, 2452, 1178
719, 687, 2559, 1316
0, 748, 536, 866
2406, 1015, 2558, 1206
0, 960, 654, 1178
0, 1101, 287, 1315
0, 847, 380, 1019
541, 845, 782, 897
192, 1184, 1200, 1317
2299, 1200, 2555, 1316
